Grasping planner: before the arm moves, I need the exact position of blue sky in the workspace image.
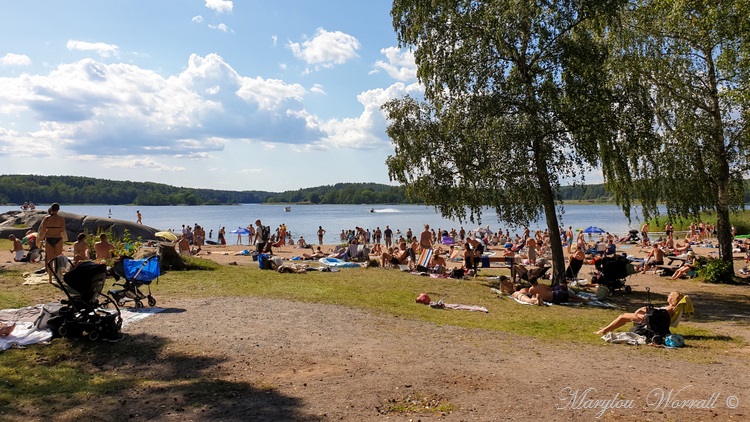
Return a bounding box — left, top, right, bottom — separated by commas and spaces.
0, 0, 423, 192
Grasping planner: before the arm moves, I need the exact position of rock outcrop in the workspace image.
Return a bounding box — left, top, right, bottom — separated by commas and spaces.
0, 210, 159, 241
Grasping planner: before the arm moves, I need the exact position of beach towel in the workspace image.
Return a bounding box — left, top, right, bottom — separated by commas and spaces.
601, 332, 647, 345
425, 299, 488, 313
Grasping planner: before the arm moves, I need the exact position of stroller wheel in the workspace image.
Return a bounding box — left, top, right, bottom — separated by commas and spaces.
625, 286, 632, 293
57, 324, 68, 337
88, 330, 100, 341
135, 299, 144, 309
148, 296, 157, 307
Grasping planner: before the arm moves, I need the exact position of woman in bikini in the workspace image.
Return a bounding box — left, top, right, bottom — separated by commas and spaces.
594, 291, 683, 335
37, 203, 68, 283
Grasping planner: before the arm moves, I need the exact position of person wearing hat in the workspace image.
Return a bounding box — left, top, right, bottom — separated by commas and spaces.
671, 251, 697, 280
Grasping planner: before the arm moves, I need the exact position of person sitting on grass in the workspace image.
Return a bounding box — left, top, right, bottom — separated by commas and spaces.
94, 233, 116, 262
72, 233, 90, 265
8, 234, 24, 262
429, 249, 447, 274
380, 241, 409, 269
528, 279, 590, 304
671, 252, 697, 280
595, 291, 683, 335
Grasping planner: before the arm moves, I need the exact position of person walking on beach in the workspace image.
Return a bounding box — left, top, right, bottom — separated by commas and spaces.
256, 219, 271, 255
317, 226, 326, 245
136, 210, 142, 224
384, 225, 393, 248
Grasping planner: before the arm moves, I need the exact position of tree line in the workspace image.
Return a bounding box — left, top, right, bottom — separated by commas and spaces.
6, 174, 739, 206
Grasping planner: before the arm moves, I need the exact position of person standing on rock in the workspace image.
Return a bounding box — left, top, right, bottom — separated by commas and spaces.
136, 210, 142, 224
37, 203, 67, 283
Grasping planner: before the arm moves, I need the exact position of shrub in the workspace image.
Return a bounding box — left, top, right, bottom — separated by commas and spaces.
698, 258, 735, 284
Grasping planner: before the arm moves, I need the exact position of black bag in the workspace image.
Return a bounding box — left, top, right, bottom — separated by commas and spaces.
631, 288, 671, 344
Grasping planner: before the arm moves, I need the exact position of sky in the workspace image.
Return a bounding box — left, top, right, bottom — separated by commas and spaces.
0, 0, 424, 192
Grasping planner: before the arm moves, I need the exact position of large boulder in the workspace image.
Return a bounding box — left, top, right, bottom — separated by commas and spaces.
0, 210, 159, 241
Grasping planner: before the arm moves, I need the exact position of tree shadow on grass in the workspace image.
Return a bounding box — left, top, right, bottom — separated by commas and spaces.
2, 333, 322, 422
598, 288, 750, 325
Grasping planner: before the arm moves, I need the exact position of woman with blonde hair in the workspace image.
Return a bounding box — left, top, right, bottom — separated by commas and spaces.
37, 203, 67, 283
595, 291, 683, 335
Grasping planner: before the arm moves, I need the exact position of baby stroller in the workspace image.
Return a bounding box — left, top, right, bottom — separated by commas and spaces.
107, 255, 160, 308
48, 258, 123, 341
593, 255, 634, 293
621, 229, 640, 244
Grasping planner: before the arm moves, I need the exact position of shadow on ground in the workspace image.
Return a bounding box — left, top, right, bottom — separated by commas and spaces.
1, 333, 321, 422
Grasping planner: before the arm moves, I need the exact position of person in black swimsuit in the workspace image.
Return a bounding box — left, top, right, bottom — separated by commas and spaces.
37, 203, 68, 283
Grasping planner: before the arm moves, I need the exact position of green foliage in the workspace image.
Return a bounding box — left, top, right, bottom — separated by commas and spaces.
385, 0, 624, 282
86, 228, 142, 261
698, 259, 735, 284
604, 0, 750, 263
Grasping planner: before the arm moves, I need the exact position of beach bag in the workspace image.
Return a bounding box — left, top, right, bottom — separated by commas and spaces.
665, 334, 685, 348
595, 285, 609, 300
258, 254, 272, 270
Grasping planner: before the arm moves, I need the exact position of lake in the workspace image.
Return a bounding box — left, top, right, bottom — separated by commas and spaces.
1, 203, 651, 245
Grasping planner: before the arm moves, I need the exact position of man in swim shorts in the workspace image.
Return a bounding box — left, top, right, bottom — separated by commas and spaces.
8, 235, 24, 262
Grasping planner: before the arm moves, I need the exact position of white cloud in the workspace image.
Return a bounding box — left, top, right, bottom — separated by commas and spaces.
373, 47, 417, 82
66, 40, 119, 58
288, 28, 360, 71
205, 0, 233, 13
310, 84, 325, 95
272, 35, 278, 47
106, 157, 185, 171
192, 15, 204, 23
208, 23, 229, 32
239, 168, 262, 174
0, 53, 32, 67
0, 53, 324, 160
320, 82, 422, 149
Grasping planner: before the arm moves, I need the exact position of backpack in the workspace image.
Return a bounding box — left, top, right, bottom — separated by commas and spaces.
261, 226, 271, 242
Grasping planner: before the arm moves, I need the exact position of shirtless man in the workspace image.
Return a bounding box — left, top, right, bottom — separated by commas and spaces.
8, 234, 24, 262
430, 249, 447, 274
528, 279, 589, 304
177, 234, 191, 256
525, 235, 537, 264
136, 210, 142, 224
72, 233, 90, 264
642, 242, 665, 273
94, 233, 115, 262
381, 242, 409, 269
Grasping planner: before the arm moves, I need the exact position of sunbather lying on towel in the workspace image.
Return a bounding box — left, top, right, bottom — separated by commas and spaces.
594, 291, 683, 335
528, 279, 590, 304
496, 276, 546, 306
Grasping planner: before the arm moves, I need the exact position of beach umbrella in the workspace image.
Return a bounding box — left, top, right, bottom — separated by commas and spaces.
230, 227, 250, 235
155, 231, 178, 241
582, 226, 606, 234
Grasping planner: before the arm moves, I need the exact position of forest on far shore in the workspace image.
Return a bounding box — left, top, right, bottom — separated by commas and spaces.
0, 174, 748, 206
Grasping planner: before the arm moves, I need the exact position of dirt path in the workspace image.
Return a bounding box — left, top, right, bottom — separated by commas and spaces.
112, 295, 750, 421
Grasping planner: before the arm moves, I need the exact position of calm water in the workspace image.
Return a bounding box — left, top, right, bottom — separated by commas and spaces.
1, 203, 650, 244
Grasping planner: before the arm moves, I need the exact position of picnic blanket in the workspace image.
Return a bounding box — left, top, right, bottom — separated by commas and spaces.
0, 303, 164, 351
601, 332, 647, 345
